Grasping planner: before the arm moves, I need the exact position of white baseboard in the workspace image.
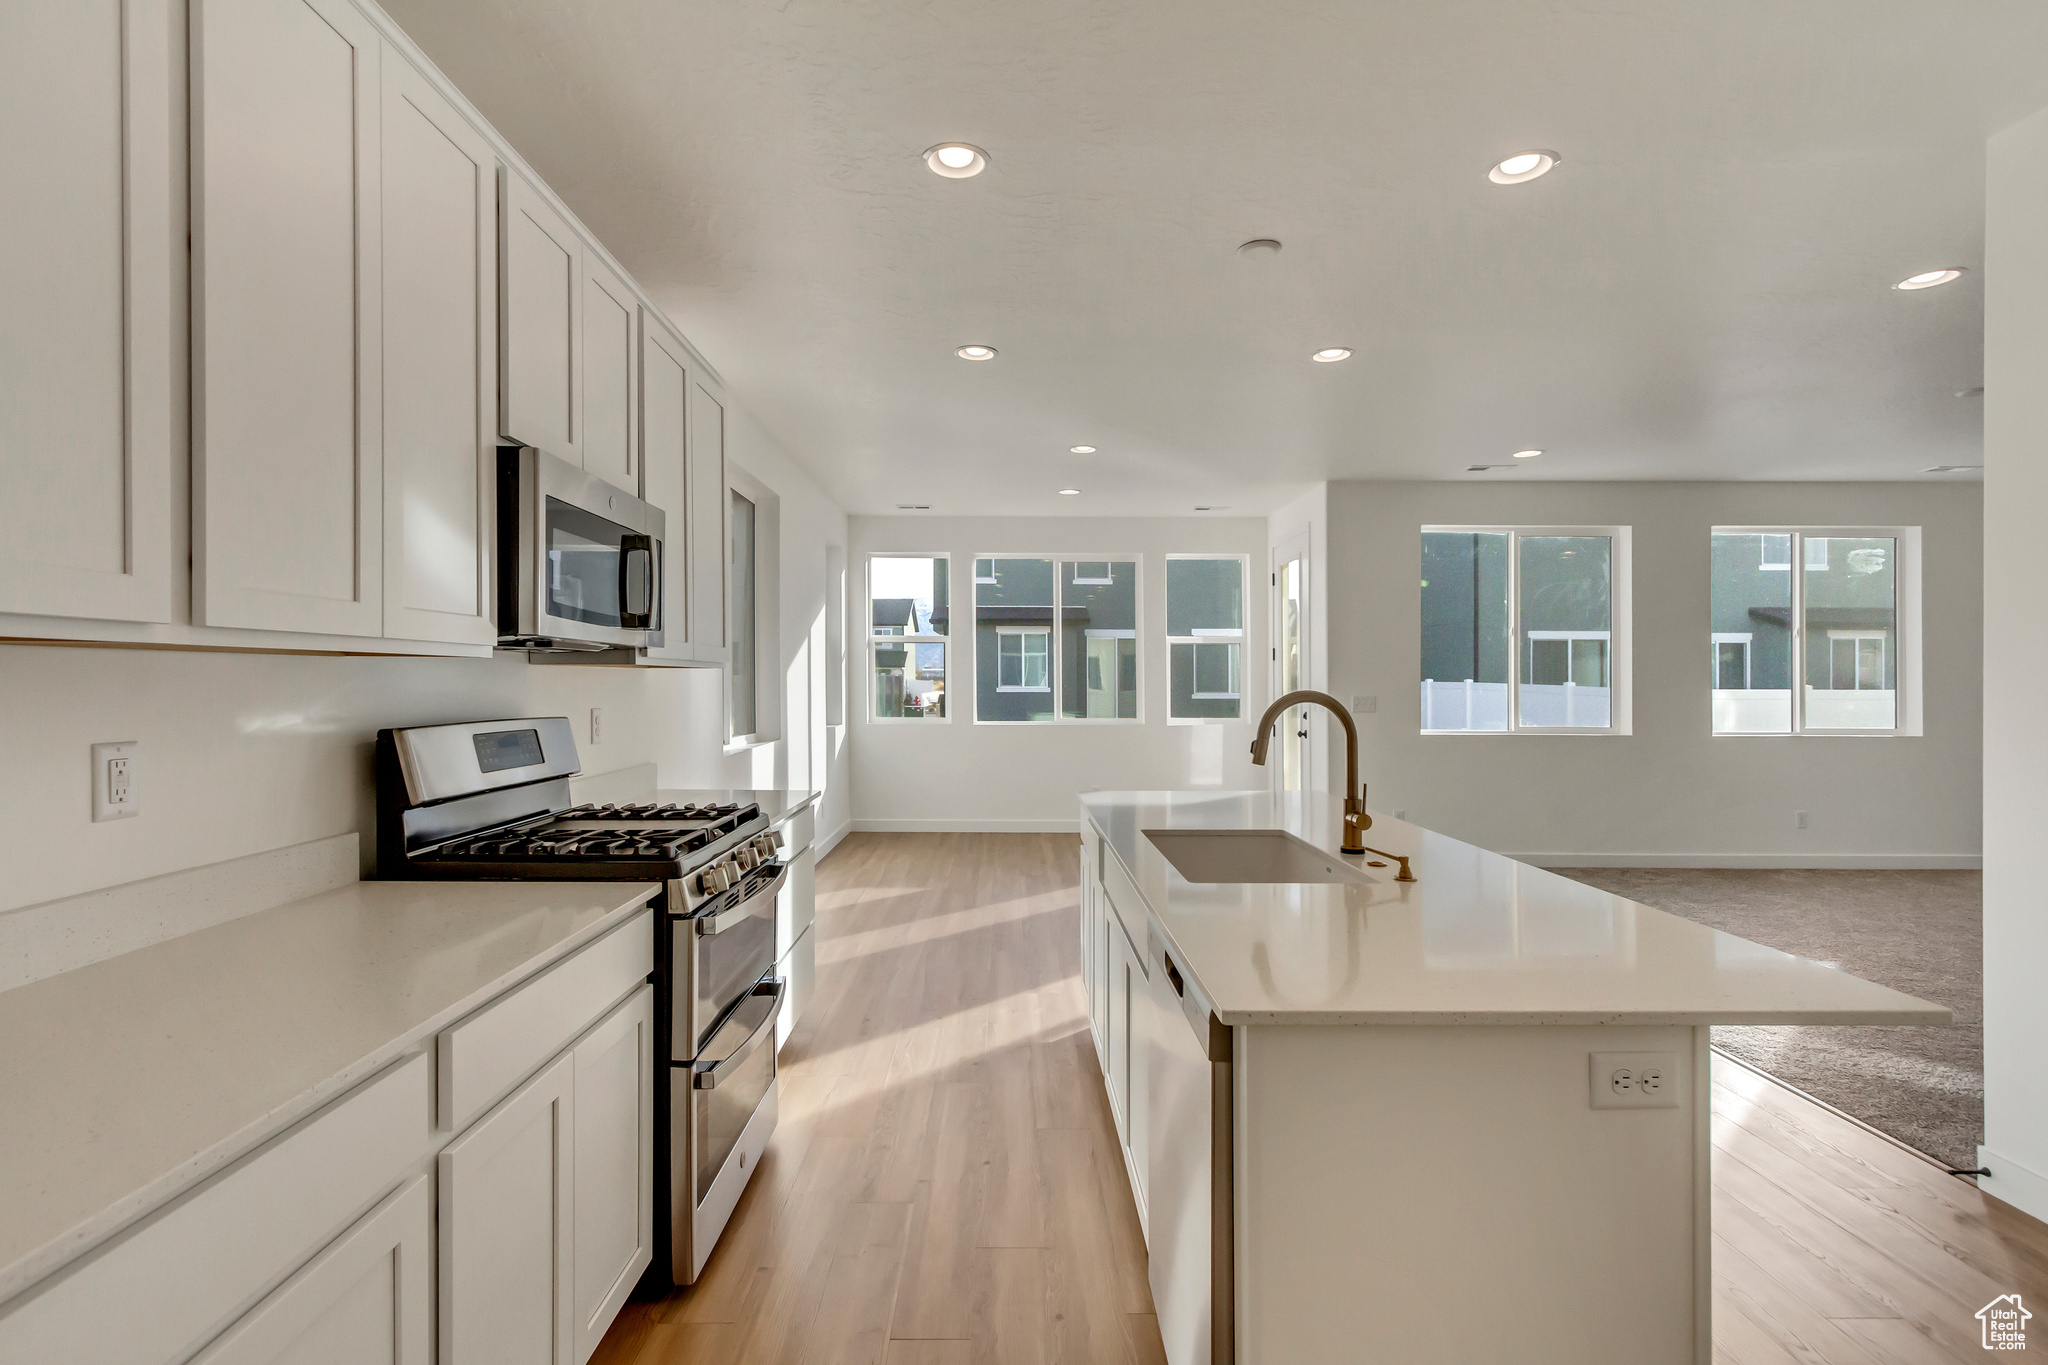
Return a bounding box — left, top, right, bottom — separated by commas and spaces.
851, 817, 1082, 835
1510, 852, 1982, 870
0, 833, 360, 993
815, 819, 853, 861
1979, 1145, 2048, 1226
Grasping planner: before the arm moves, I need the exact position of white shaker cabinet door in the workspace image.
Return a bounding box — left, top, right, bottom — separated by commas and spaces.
688, 382, 728, 664
499, 171, 580, 462
188, 1176, 431, 1365
0, 0, 177, 623
638, 311, 693, 662
439, 1050, 575, 1365
570, 984, 654, 1365
192, 0, 384, 636
379, 51, 496, 646
580, 252, 638, 495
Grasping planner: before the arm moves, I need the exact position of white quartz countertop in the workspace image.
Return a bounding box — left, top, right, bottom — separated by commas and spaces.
1084, 791, 1951, 1028
0, 878, 658, 1303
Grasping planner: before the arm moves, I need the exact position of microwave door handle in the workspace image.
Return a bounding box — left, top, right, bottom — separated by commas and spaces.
691, 977, 787, 1089
618, 533, 655, 629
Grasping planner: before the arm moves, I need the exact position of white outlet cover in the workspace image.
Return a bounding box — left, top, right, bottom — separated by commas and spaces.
91, 741, 139, 822
1590, 1051, 1680, 1109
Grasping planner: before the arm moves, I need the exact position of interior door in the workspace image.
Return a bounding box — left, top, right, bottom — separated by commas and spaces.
1269, 535, 1310, 793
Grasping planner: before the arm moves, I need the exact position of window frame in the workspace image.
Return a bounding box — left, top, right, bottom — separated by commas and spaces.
1711, 526, 1919, 739
1419, 525, 1633, 737
1711, 632, 1754, 690
1165, 552, 1252, 725
865, 551, 952, 725
727, 488, 759, 745
972, 553, 1145, 725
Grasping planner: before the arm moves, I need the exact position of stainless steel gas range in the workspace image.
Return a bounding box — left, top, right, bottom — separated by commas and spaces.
374, 716, 783, 1291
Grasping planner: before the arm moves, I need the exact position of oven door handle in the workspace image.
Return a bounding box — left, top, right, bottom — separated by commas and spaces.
694, 860, 790, 936
691, 977, 787, 1090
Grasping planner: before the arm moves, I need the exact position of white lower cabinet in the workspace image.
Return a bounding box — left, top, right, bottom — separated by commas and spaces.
1084, 834, 1149, 1235
439, 1049, 576, 1365
570, 985, 655, 1365
189, 1176, 432, 1365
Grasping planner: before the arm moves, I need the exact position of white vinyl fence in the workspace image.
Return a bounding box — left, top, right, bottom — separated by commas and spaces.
1712, 688, 1896, 733
1420, 680, 1611, 730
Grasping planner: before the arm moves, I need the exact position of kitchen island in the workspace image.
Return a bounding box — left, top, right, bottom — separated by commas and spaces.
1079, 790, 1948, 1365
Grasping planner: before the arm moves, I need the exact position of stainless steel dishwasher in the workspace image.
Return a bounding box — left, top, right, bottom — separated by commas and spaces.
1146, 924, 1234, 1365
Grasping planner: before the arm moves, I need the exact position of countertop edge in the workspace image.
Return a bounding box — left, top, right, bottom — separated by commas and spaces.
0, 882, 659, 1305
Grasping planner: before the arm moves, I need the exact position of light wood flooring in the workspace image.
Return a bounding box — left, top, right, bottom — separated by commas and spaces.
593, 832, 2048, 1365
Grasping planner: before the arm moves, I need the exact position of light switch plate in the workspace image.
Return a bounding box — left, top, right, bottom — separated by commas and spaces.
1590, 1051, 1680, 1109
92, 741, 138, 821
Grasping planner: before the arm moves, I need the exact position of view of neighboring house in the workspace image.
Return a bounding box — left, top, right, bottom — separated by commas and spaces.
869, 555, 950, 719
969, 558, 1142, 722
1711, 531, 1899, 733
1420, 530, 1613, 730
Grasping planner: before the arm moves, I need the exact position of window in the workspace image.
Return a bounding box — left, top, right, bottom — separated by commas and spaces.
729, 490, 757, 740
868, 554, 948, 720
1711, 529, 1907, 735
1419, 527, 1631, 733
997, 629, 1051, 690
975, 557, 1141, 721
1167, 556, 1246, 720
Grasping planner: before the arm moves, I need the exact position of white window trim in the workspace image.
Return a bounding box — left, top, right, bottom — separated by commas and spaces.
1710, 632, 1754, 689
995, 627, 1052, 692
865, 552, 952, 725
972, 554, 1146, 724
1419, 525, 1633, 736
1712, 526, 1919, 738
1165, 553, 1252, 724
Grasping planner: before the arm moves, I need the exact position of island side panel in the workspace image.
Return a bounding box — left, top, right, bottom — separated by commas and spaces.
1235, 1023, 1708, 1365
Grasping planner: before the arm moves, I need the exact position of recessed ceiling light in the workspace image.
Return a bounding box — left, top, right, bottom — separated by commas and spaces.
1069, 445, 1097, 454
1894, 268, 1965, 291
1511, 449, 1543, 459
1311, 348, 1352, 362
896, 503, 932, 510
1488, 150, 1559, 185
1237, 238, 1282, 258
1058, 488, 1081, 496
1957, 386, 1985, 398
1466, 464, 1519, 472
1193, 505, 1232, 512
924, 143, 988, 178
955, 344, 997, 360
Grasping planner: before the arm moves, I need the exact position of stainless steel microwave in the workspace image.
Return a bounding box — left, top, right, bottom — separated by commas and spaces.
497, 446, 664, 652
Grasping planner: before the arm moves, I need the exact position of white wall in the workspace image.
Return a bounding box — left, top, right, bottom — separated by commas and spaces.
847, 514, 1269, 830
1318, 479, 1981, 865
1980, 106, 2048, 1222
0, 401, 848, 918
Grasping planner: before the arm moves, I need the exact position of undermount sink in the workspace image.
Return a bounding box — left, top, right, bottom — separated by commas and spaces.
1143, 828, 1377, 885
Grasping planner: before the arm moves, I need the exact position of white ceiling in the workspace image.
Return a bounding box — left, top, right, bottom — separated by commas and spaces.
380, 0, 2044, 516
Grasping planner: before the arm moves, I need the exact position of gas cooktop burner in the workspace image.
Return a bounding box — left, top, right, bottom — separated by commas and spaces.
561, 801, 753, 822
439, 826, 699, 861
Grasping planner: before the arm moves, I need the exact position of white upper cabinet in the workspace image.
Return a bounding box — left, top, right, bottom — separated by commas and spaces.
640, 312, 694, 663
192, 0, 384, 636
580, 252, 639, 495
378, 51, 497, 647
499, 171, 581, 462
689, 382, 729, 664
0, 0, 178, 624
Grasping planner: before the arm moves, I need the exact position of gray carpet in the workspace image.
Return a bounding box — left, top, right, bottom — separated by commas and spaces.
1550, 867, 1982, 1170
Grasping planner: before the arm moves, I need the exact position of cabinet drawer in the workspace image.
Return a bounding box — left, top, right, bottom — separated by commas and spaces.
1100, 847, 1148, 969
0, 1052, 430, 1365
438, 909, 652, 1134
775, 804, 815, 856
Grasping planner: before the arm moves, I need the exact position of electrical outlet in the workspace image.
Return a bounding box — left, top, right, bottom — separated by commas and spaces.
1590, 1051, 1680, 1109
1392, 808, 1407, 820
1352, 694, 1378, 714
92, 741, 139, 821
590, 708, 603, 745
1795, 810, 1809, 830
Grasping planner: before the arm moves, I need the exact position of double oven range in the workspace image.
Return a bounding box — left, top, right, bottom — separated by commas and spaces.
375, 716, 784, 1291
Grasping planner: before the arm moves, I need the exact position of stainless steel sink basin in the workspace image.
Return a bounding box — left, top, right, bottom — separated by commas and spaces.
1142, 829, 1377, 885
